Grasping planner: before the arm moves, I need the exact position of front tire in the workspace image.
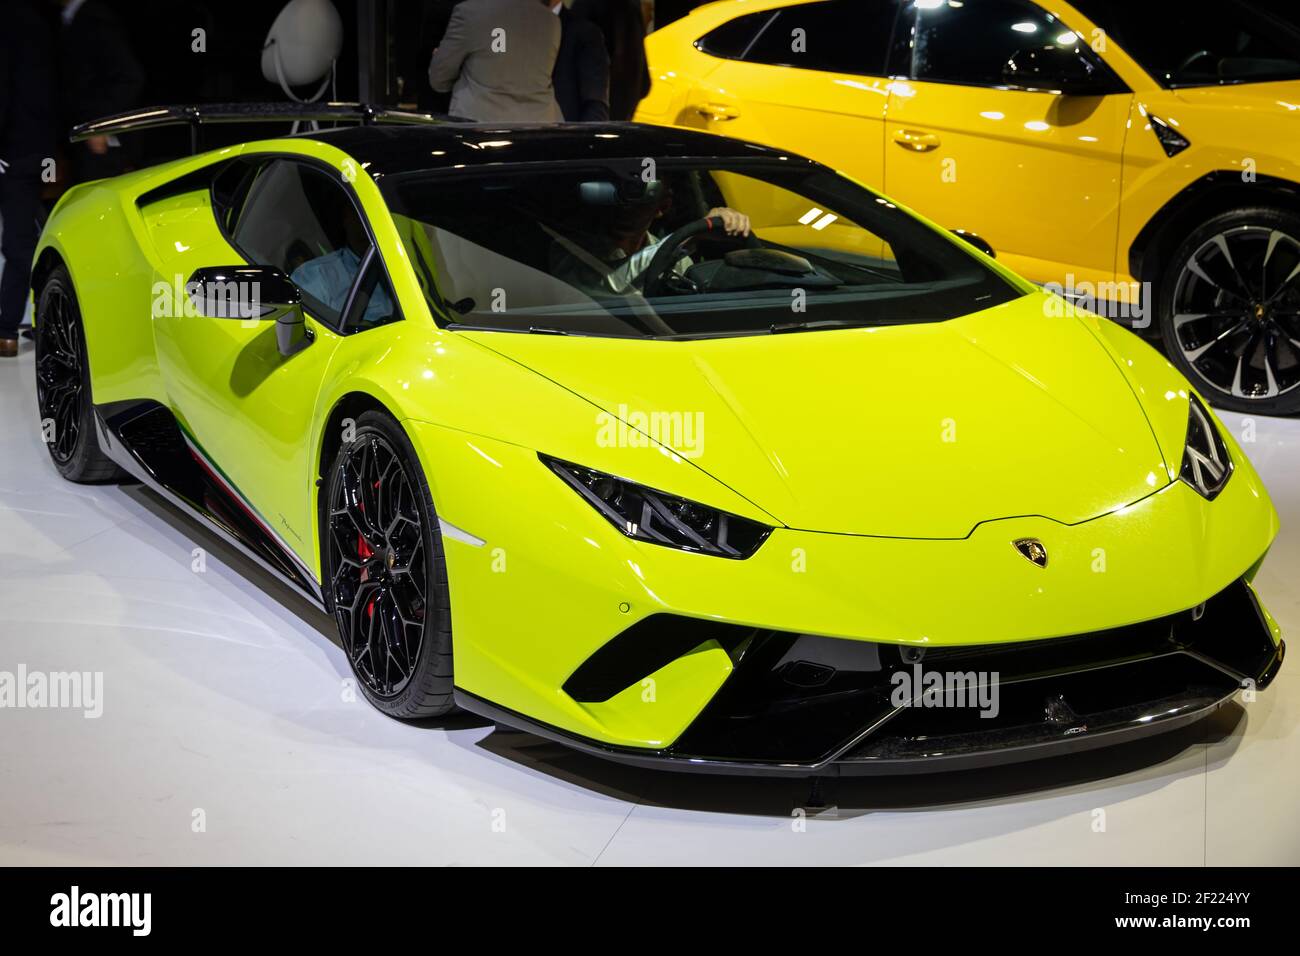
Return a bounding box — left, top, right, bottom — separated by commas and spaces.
1157, 207, 1300, 415
322, 411, 455, 719
34, 265, 124, 481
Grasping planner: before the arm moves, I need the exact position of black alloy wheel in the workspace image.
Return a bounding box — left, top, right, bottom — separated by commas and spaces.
34, 265, 122, 481
35, 280, 83, 465
323, 411, 454, 718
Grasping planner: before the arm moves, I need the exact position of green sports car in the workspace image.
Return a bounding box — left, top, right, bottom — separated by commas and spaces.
32, 104, 1284, 775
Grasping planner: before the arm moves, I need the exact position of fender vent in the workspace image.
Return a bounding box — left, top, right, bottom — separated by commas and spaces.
1149, 114, 1190, 157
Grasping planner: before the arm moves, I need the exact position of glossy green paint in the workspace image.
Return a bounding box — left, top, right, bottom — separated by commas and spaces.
34, 134, 1280, 751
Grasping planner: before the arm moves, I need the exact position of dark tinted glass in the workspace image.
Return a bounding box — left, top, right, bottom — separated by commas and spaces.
1071, 0, 1300, 87
744, 0, 896, 75
211, 158, 262, 235
343, 256, 400, 333
695, 11, 774, 58
907, 0, 1098, 86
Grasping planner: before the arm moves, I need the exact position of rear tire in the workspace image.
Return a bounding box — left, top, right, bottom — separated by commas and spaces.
1156, 207, 1300, 415
321, 411, 456, 719
34, 265, 124, 482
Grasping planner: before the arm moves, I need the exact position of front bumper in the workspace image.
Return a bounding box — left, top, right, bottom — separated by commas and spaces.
455, 577, 1284, 775
404, 419, 1282, 773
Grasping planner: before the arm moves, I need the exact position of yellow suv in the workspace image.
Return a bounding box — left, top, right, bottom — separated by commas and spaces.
637, 0, 1300, 414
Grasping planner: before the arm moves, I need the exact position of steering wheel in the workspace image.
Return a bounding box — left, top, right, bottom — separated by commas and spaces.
639, 215, 760, 297
1176, 49, 1217, 76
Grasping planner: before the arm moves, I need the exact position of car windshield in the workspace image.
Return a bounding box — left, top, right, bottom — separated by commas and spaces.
1072, 0, 1300, 88
382, 160, 1021, 339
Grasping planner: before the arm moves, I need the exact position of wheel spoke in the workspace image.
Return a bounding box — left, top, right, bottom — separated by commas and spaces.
1229, 352, 1247, 398
1185, 319, 1249, 362
1187, 249, 1249, 304
373, 456, 398, 532
1211, 233, 1253, 299
366, 593, 389, 692
1262, 348, 1281, 398
1262, 230, 1285, 299
1173, 312, 1240, 329
338, 460, 383, 548
377, 596, 412, 677
1266, 261, 1300, 305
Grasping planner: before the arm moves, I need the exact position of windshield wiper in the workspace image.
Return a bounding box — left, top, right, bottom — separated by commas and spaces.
769, 319, 878, 334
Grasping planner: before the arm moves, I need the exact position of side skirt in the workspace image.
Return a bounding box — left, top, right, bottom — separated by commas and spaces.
94, 399, 327, 609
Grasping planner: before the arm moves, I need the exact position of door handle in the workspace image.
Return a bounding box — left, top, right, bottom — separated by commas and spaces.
893, 129, 941, 152
694, 101, 741, 122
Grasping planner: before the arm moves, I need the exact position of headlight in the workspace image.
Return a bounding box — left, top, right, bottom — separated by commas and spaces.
1180, 393, 1232, 500
541, 455, 772, 558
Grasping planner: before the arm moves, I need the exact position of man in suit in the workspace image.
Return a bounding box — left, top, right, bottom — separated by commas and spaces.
551, 1, 609, 122
57, 0, 145, 183
0, 0, 58, 357
416, 1, 468, 114
428, 0, 563, 123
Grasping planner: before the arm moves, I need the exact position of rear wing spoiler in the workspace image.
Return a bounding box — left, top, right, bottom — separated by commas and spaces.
71, 102, 466, 153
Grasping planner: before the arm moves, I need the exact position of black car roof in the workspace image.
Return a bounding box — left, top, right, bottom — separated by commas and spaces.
302, 122, 813, 178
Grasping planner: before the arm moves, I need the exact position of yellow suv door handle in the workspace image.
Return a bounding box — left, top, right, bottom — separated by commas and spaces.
893, 129, 941, 151
694, 101, 741, 122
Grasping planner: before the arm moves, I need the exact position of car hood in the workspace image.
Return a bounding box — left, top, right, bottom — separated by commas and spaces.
1172, 78, 1300, 114
462, 293, 1171, 538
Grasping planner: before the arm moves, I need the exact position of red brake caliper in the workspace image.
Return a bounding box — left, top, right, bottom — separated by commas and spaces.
357, 534, 375, 619
358, 478, 383, 620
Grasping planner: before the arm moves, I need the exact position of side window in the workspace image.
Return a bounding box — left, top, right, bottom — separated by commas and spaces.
695, 11, 775, 59
742, 0, 897, 76
342, 255, 401, 333
211, 158, 263, 236
1071, 0, 1300, 88
907, 0, 1105, 88
230, 159, 372, 328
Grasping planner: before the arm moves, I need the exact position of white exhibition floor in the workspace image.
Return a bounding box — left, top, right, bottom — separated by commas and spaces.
0, 345, 1297, 867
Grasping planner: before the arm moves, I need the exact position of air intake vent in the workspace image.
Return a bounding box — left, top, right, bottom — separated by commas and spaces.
1149, 114, 1190, 157
563, 615, 757, 703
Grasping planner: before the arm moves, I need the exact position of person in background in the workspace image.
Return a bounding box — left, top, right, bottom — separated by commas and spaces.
570, 0, 650, 121
428, 0, 563, 123
551, 1, 610, 121
57, 0, 145, 183
415, 0, 468, 114
0, 0, 58, 358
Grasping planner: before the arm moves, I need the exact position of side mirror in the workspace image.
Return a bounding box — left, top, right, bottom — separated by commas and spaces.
951, 229, 995, 258
187, 265, 313, 357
